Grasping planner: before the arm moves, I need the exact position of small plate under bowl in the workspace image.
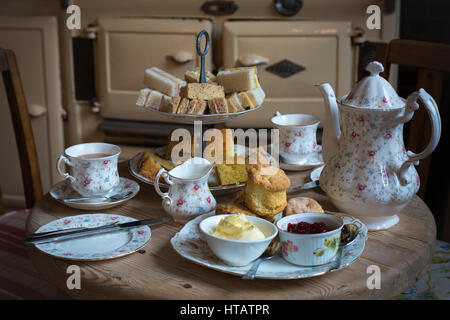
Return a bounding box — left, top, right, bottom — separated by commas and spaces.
50, 177, 139, 210
171, 212, 367, 279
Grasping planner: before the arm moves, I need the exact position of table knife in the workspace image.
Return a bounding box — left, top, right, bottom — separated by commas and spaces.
288, 180, 320, 194
25, 217, 170, 244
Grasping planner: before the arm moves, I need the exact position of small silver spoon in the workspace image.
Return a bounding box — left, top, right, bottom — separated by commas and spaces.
330, 223, 360, 271
62, 191, 133, 203
242, 238, 281, 280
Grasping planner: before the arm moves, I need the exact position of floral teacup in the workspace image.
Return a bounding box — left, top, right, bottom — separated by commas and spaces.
56, 143, 121, 197
276, 212, 345, 266
271, 112, 320, 164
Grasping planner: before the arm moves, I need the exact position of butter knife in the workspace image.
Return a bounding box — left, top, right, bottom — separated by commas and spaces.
25, 217, 170, 244
288, 180, 320, 194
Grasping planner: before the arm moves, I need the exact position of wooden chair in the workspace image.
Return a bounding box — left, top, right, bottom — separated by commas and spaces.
379, 39, 450, 197
0, 48, 43, 209
378, 39, 450, 241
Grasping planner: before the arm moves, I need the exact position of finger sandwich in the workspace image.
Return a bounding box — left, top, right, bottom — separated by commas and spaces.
144, 67, 186, 96
226, 93, 245, 112
180, 83, 225, 100
217, 67, 260, 94
208, 97, 229, 114
185, 69, 217, 84
188, 99, 208, 115
136, 88, 172, 111
176, 97, 191, 114
238, 86, 266, 109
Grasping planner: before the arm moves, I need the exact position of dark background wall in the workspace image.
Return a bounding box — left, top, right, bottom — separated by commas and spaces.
399, 0, 450, 241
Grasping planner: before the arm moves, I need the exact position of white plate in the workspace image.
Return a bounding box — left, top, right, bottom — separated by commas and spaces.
310, 165, 324, 181
146, 105, 261, 125
34, 213, 151, 261
128, 147, 246, 196
279, 145, 324, 171
171, 212, 367, 279
50, 177, 139, 210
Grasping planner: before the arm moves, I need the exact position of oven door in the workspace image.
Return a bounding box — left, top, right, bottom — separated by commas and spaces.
222, 20, 353, 128
96, 18, 214, 122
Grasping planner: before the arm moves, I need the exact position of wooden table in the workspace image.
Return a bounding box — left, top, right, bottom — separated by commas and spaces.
26, 162, 436, 299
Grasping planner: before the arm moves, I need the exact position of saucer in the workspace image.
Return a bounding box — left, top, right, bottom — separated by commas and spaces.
310, 165, 324, 181
279, 145, 324, 171
50, 177, 140, 210
34, 213, 151, 261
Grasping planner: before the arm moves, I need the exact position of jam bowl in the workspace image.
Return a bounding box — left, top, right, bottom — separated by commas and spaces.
276, 212, 347, 266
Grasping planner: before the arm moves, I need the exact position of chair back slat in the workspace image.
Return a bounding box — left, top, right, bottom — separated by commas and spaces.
1, 48, 43, 209
378, 39, 449, 199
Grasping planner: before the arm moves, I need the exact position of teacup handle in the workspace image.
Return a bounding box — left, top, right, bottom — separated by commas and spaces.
154, 168, 173, 207
56, 155, 75, 182
397, 89, 441, 185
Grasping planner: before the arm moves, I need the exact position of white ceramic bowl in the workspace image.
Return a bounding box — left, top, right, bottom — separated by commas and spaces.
199, 214, 278, 266
276, 213, 343, 266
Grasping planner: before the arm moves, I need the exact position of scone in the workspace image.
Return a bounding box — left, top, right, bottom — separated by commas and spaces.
215, 204, 257, 217
284, 197, 324, 216
244, 164, 291, 218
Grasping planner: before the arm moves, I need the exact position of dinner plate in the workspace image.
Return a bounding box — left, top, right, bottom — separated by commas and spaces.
33, 213, 151, 261
171, 212, 367, 280
128, 148, 245, 196
50, 177, 140, 210
146, 105, 261, 125
310, 165, 324, 181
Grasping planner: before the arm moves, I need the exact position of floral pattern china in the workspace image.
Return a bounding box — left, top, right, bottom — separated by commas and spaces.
171, 213, 367, 279
50, 177, 139, 210
317, 61, 441, 230
279, 145, 324, 171
154, 158, 216, 223
34, 213, 151, 261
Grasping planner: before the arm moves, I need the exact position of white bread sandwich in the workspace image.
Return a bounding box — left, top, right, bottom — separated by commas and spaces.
217, 67, 260, 94
144, 67, 186, 96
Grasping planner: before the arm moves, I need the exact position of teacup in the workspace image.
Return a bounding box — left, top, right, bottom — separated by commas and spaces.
271, 112, 320, 164
57, 143, 121, 197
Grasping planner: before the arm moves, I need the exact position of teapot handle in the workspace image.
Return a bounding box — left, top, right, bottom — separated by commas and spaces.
397, 89, 441, 185
154, 169, 173, 207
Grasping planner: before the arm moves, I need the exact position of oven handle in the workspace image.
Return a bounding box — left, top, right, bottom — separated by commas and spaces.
168, 50, 194, 64
238, 54, 269, 67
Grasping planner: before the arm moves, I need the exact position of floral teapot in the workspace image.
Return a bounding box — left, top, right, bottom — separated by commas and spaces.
316, 61, 441, 230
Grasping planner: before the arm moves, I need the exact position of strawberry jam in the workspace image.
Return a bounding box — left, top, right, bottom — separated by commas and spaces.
287, 221, 330, 234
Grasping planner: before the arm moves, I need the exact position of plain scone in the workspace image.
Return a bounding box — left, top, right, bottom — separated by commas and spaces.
244, 164, 291, 218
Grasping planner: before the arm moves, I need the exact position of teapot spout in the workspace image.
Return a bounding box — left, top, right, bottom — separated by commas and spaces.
316, 83, 341, 163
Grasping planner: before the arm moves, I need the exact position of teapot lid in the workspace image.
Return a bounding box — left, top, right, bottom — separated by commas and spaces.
340, 61, 404, 109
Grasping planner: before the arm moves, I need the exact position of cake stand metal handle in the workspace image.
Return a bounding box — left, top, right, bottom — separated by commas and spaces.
196, 30, 210, 84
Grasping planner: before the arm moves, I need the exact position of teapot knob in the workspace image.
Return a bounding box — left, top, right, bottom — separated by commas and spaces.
365, 61, 384, 76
